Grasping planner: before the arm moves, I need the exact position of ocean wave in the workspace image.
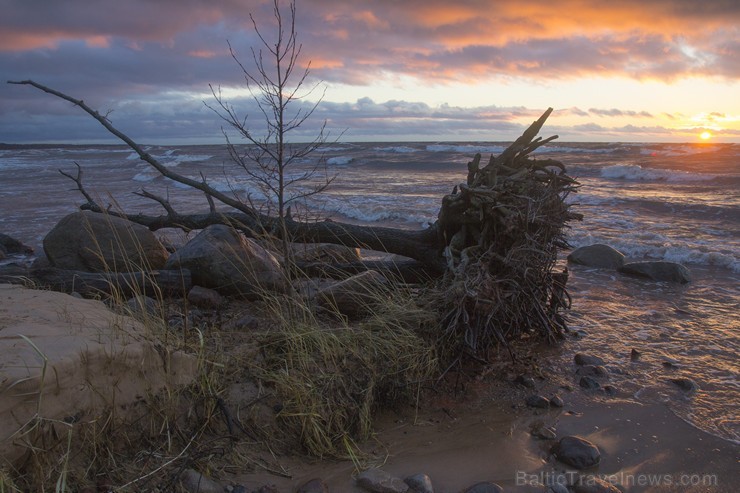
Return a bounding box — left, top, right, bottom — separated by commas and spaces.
374, 145, 418, 153
327, 156, 353, 165
426, 144, 507, 154
600, 164, 718, 182
126, 150, 213, 167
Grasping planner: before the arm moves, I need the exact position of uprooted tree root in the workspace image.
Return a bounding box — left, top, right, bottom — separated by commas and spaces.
435, 108, 581, 364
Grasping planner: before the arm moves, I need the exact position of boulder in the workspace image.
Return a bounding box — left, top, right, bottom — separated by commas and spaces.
315, 270, 389, 318
0, 233, 34, 255
567, 244, 625, 269
618, 261, 691, 283
43, 211, 168, 272
165, 225, 287, 298
552, 435, 601, 469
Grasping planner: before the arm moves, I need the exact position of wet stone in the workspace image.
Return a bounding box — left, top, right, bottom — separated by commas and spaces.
552, 436, 601, 469
404, 473, 434, 493
514, 375, 537, 389
526, 394, 551, 408
574, 353, 605, 366
531, 424, 557, 440
670, 377, 699, 392
630, 348, 641, 361
550, 395, 565, 408
576, 365, 608, 377
579, 376, 601, 390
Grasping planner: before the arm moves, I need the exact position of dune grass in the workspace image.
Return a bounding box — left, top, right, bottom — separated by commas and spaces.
253, 280, 438, 461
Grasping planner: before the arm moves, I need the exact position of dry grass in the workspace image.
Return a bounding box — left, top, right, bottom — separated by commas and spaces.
2, 213, 443, 490
252, 280, 438, 462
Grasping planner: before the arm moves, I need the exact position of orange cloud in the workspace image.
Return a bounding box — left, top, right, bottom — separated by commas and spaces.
188, 49, 220, 59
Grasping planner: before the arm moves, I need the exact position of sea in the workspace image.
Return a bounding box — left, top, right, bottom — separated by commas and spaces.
1, 141, 738, 446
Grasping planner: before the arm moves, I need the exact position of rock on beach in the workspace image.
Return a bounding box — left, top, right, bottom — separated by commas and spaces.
165, 224, 287, 298
552, 436, 601, 469
618, 261, 691, 283
567, 244, 625, 269
43, 211, 168, 272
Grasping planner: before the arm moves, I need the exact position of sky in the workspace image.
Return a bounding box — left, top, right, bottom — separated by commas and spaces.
1, 0, 738, 144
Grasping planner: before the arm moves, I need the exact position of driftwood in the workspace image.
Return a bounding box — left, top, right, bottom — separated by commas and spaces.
8, 79, 581, 360
0, 266, 192, 298
435, 108, 581, 360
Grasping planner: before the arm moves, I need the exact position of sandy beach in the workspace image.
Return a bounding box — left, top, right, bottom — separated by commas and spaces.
2, 283, 736, 492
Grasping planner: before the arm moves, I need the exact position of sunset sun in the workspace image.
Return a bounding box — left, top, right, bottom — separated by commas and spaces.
700, 131, 712, 140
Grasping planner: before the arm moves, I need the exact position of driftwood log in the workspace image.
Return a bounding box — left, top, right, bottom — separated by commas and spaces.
8, 79, 581, 359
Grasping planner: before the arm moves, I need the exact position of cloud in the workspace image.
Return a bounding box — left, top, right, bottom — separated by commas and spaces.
588, 108, 653, 118
1, 0, 737, 143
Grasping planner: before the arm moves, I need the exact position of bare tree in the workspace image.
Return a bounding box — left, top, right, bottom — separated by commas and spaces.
207, 0, 338, 253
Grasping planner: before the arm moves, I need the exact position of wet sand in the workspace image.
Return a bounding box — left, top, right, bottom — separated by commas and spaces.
236, 364, 738, 492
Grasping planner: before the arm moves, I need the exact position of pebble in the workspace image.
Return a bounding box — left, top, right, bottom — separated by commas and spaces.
576, 365, 608, 377
525, 394, 551, 408
550, 395, 565, 407
574, 353, 605, 366
514, 374, 537, 389
579, 376, 601, 390
531, 424, 557, 440
404, 473, 434, 493
669, 377, 699, 392
603, 385, 618, 396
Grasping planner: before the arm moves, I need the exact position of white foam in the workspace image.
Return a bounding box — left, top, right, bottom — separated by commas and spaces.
374, 145, 418, 153
426, 144, 507, 154
327, 156, 353, 165
601, 164, 717, 182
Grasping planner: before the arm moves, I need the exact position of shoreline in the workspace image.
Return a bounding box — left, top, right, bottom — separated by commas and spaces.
233, 350, 738, 492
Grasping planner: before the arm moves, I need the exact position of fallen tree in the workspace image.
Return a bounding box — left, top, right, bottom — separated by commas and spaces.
8, 79, 580, 358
